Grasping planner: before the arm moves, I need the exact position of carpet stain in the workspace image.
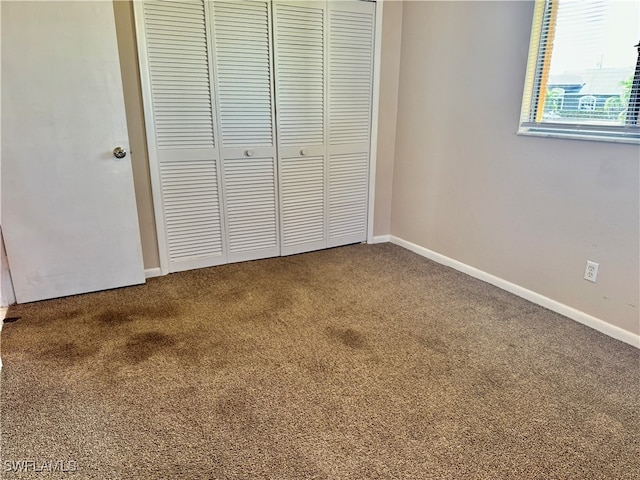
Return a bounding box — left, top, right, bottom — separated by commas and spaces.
470, 368, 511, 399
94, 309, 134, 324
40, 341, 95, 365
2, 316, 20, 323
216, 389, 255, 430
55, 309, 82, 321
327, 326, 366, 349
415, 334, 449, 354
305, 357, 330, 374
123, 331, 176, 364
217, 287, 249, 303
94, 304, 179, 325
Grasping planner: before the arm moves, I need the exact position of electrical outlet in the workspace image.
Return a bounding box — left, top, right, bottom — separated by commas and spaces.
584, 261, 599, 283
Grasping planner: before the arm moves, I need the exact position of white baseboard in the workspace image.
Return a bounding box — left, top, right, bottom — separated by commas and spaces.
371, 235, 391, 244
389, 235, 640, 349
144, 267, 162, 279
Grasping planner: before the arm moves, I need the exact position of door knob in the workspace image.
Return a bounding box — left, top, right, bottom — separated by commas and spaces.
300, 149, 308, 156
113, 147, 127, 159
245, 149, 254, 157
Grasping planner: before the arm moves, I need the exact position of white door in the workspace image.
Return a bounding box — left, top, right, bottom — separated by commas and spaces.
135, 0, 227, 273
273, 0, 328, 256
1, 2, 145, 303
211, 0, 280, 263
273, 0, 374, 254
327, 0, 375, 247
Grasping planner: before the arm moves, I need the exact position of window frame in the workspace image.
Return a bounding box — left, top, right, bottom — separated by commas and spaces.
518, 0, 640, 144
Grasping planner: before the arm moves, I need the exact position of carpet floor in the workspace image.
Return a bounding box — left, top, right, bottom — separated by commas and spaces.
1, 243, 638, 479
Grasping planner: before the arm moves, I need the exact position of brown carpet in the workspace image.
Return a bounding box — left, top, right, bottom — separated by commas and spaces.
1, 243, 639, 479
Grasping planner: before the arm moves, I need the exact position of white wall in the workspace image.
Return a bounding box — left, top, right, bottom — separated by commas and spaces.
391, 1, 640, 335
373, 1, 403, 237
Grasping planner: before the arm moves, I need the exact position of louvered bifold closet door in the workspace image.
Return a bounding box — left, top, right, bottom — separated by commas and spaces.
137, 0, 226, 272
210, 0, 280, 263
273, 1, 327, 256
327, 0, 375, 247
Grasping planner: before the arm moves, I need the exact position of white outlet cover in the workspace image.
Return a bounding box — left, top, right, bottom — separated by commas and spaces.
584, 261, 599, 283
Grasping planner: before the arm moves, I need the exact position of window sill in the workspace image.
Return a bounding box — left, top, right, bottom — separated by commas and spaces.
517, 126, 640, 145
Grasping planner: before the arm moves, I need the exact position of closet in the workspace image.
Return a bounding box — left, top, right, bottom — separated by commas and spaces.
135, 0, 376, 273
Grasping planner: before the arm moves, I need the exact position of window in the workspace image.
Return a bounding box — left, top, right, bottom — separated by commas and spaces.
519, 0, 640, 143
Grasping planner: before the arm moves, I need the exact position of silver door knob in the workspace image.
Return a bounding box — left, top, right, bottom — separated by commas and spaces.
300, 149, 308, 156
113, 147, 127, 159
245, 149, 254, 157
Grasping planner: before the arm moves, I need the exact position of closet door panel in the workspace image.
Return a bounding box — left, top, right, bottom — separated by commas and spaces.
223, 155, 279, 262
327, 0, 375, 247
279, 150, 326, 255
273, 1, 327, 255
328, 1, 375, 149
211, 0, 280, 261
273, 1, 325, 149
139, 0, 226, 272
159, 160, 224, 271
328, 151, 368, 245
212, 0, 275, 148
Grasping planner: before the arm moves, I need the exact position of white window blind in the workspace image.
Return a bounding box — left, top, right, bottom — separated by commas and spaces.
520, 0, 640, 143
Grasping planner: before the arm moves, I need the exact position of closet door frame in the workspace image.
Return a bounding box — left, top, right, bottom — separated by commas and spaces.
134, 0, 384, 275
367, 0, 383, 245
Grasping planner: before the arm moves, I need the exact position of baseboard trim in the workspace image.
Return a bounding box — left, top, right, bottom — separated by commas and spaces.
371, 235, 391, 244
389, 235, 640, 349
144, 267, 162, 279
